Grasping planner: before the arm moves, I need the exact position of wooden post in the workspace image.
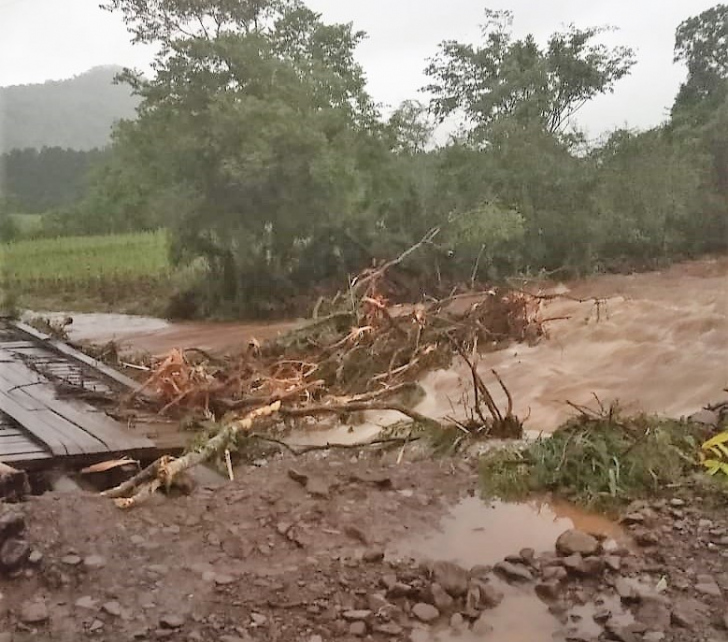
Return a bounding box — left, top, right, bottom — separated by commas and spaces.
0, 462, 30, 501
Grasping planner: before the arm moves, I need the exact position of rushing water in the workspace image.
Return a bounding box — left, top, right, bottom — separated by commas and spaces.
39, 255, 728, 434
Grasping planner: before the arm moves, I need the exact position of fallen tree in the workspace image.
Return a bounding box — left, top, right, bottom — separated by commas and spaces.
100, 234, 599, 508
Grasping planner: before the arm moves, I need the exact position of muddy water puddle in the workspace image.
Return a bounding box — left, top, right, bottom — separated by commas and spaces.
390, 496, 624, 568
391, 496, 628, 642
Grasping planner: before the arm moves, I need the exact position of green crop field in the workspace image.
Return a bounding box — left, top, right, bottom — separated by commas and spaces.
1, 230, 174, 313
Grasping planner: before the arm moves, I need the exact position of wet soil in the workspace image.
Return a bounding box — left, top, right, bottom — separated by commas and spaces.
1, 452, 727, 642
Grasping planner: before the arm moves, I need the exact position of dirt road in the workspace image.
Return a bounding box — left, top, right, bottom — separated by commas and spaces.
1, 451, 727, 642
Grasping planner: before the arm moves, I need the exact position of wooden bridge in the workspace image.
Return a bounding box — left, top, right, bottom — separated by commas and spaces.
0, 319, 180, 470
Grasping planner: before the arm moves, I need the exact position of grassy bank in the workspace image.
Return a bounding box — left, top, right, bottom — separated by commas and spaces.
1, 229, 174, 315
478, 408, 724, 513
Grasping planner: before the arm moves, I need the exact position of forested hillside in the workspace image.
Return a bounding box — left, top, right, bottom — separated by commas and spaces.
0, 66, 139, 153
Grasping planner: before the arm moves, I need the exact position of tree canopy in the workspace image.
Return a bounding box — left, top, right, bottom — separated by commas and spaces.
424, 10, 636, 141
673, 4, 728, 116
18, 2, 726, 318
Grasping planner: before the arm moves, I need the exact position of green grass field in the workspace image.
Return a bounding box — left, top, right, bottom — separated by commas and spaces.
1, 230, 174, 314
9, 213, 44, 236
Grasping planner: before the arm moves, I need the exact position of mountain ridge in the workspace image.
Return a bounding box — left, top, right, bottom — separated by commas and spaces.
0, 66, 140, 153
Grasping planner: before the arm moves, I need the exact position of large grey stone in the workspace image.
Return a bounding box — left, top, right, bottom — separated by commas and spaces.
555, 530, 600, 556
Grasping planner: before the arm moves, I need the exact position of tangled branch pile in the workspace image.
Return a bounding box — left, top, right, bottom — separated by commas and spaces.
110, 234, 553, 508
138, 276, 545, 421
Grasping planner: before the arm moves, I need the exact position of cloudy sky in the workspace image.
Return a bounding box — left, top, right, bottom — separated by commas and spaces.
0, 0, 716, 138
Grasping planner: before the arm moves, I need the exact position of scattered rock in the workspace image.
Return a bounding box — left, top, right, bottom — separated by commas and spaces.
430, 583, 454, 611
450, 613, 466, 631
375, 623, 403, 636
472, 613, 493, 635
363, 548, 384, 563
622, 512, 647, 525
555, 530, 600, 557
432, 561, 469, 597
604, 622, 639, 642
75, 596, 98, 610
412, 602, 439, 623
0, 512, 24, 540
27, 550, 43, 565
535, 581, 561, 602
89, 619, 104, 632
520, 547, 536, 563
0, 537, 30, 571
102, 601, 122, 617
385, 581, 413, 599
20, 599, 49, 624
634, 530, 659, 547
494, 561, 533, 582
582, 556, 605, 576
615, 578, 640, 603
83, 555, 106, 570
342, 610, 372, 621
214, 574, 236, 586
561, 553, 586, 575
643, 633, 666, 642
470, 564, 491, 579
542, 566, 568, 582
636, 598, 671, 631
696, 574, 722, 598
160, 614, 185, 629
250, 613, 267, 626
60, 554, 82, 566
605, 555, 622, 572
669, 498, 686, 507
349, 621, 367, 637
479, 583, 504, 608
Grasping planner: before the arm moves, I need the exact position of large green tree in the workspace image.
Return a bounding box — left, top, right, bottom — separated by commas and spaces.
673, 4, 728, 116
424, 9, 635, 142
100, 0, 387, 314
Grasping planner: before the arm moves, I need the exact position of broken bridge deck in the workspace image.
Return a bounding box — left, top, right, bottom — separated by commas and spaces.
0, 319, 178, 469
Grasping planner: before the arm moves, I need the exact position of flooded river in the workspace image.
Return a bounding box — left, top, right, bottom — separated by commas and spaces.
39, 255, 728, 433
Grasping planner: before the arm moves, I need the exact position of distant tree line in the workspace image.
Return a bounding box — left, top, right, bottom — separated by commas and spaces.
1, 147, 109, 213
9, 2, 728, 317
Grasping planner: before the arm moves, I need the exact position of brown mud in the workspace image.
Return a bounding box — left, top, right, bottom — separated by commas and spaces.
1, 451, 727, 642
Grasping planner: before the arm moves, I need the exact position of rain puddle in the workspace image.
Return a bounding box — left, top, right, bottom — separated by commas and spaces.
390, 496, 629, 642
390, 496, 624, 568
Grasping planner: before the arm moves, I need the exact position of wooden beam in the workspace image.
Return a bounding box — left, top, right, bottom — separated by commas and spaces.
11, 321, 145, 392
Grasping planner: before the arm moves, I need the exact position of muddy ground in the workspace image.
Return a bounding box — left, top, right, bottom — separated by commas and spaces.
1, 450, 727, 642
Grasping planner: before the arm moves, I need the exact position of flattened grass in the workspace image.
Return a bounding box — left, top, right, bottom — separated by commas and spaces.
479, 409, 714, 511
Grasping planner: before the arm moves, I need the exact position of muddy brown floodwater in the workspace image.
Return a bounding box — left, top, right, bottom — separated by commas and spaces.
39, 255, 728, 434
393, 496, 629, 642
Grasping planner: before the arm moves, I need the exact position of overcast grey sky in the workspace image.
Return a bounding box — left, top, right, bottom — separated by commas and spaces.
0, 0, 717, 138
